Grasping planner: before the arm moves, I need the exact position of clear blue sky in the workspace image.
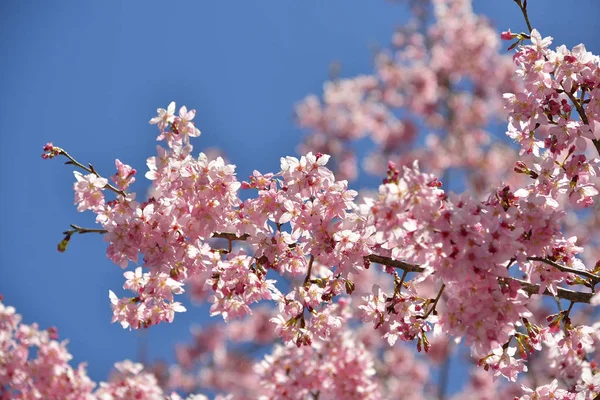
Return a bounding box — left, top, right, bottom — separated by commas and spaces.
1, 0, 599, 395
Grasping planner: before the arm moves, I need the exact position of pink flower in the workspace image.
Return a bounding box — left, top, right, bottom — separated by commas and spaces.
529, 29, 553, 52
111, 159, 136, 191
73, 171, 107, 212
149, 101, 176, 131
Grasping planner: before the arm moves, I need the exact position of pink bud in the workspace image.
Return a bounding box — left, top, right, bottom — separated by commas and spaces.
501, 30, 514, 40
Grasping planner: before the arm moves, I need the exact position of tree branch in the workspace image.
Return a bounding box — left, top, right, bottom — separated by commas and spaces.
527, 256, 600, 284
59, 227, 596, 304
506, 277, 593, 304
562, 87, 600, 156
513, 0, 533, 33
564, 89, 589, 125
57, 148, 127, 197
304, 255, 315, 285
64, 224, 108, 235
211, 232, 250, 241
365, 254, 425, 273
365, 253, 594, 303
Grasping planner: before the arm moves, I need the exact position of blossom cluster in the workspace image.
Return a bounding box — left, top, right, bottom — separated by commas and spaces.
0, 297, 202, 400
162, 300, 431, 399
42, 96, 600, 397
295, 0, 522, 197
504, 29, 600, 209
35, 0, 600, 398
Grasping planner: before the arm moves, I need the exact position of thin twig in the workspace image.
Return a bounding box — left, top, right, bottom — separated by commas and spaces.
397, 270, 409, 292
422, 284, 446, 319
562, 86, 600, 155
565, 301, 575, 319
58, 148, 126, 197
64, 224, 108, 235
513, 0, 533, 33
563, 89, 590, 125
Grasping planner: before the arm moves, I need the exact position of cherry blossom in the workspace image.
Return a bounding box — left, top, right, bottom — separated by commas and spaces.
33, 0, 600, 398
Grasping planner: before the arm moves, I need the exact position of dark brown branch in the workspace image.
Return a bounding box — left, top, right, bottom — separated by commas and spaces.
304, 255, 315, 285
212, 232, 250, 241
564, 89, 590, 125
562, 87, 600, 155
422, 284, 445, 319
513, 0, 533, 33
505, 277, 593, 304
367, 254, 594, 304
527, 256, 600, 284
365, 254, 425, 273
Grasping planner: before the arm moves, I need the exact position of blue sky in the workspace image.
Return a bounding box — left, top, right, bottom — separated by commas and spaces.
1, 0, 599, 395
